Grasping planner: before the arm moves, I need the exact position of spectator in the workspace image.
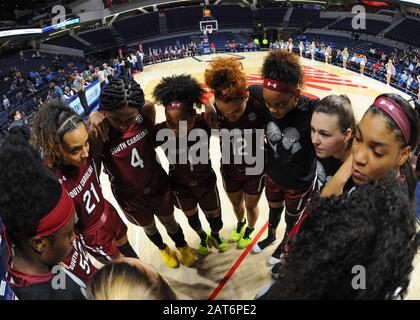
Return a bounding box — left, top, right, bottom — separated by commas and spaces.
63, 86, 74, 100
103, 63, 114, 81
8, 110, 28, 131
2, 95, 10, 110
72, 71, 89, 115
210, 42, 216, 54
49, 80, 64, 102
96, 66, 106, 87
399, 70, 408, 87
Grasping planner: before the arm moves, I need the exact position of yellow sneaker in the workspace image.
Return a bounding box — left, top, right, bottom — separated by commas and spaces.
230, 223, 246, 242
159, 245, 179, 268
238, 229, 255, 249
198, 234, 210, 256
208, 232, 228, 252
177, 245, 196, 267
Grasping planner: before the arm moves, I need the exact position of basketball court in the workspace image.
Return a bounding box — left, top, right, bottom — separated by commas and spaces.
97, 51, 420, 300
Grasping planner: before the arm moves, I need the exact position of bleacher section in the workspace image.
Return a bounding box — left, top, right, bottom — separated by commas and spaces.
78, 28, 115, 50
328, 17, 390, 36
288, 8, 318, 28
210, 5, 253, 29
308, 17, 337, 29
140, 32, 250, 53
141, 36, 194, 53
257, 7, 288, 26
386, 18, 420, 47
0, 53, 56, 74
164, 7, 202, 33
113, 12, 160, 42
44, 35, 90, 51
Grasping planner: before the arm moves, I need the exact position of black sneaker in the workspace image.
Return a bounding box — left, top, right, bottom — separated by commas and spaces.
268, 234, 288, 265
271, 262, 283, 279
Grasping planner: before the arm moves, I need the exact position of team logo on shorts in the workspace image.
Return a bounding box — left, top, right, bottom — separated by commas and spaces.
248, 112, 256, 121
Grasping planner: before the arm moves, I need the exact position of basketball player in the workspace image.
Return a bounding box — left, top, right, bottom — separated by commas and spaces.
89, 78, 195, 268
153, 74, 226, 254
258, 175, 418, 299
0, 131, 86, 299
322, 93, 419, 200
271, 95, 356, 276
248, 51, 319, 265
311, 95, 356, 192
31, 101, 138, 264
204, 57, 266, 249
88, 257, 177, 300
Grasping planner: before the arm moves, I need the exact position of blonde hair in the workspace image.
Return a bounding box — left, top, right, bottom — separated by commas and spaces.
87, 258, 177, 300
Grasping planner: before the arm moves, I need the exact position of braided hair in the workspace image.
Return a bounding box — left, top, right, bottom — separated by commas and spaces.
153, 74, 204, 112
99, 78, 145, 111
0, 130, 61, 247
31, 100, 84, 170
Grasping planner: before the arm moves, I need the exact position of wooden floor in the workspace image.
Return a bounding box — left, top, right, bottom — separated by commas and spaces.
98, 52, 420, 300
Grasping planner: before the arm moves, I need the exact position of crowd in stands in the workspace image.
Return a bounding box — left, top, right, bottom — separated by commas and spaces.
1, 34, 419, 137
273, 37, 420, 99
0, 50, 139, 135
224, 39, 260, 52
144, 41, 198, 64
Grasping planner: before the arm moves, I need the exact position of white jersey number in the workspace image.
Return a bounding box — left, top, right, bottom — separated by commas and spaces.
83, 182, 100, 214
131, 147, 144, 168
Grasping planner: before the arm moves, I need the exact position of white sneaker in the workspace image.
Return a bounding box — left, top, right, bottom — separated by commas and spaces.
268, 255, 281, 266
252, 243, 262, 254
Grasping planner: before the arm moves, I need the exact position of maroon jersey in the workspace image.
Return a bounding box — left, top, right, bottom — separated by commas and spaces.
216, 95, 266, 178
101, 112, 168, 195
56, 158, 105, 233
154, 113, 216, 188
62, 237, 97, 283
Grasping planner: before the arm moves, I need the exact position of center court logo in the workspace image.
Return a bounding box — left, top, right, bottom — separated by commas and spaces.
155, 121, 265, 175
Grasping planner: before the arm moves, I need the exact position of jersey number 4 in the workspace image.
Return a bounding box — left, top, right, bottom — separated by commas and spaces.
131, 147, 144, 168
83, 183, 100, 214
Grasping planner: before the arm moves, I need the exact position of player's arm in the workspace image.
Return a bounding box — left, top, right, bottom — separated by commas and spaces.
88, 111, 109, 142
204, 95, 219, 130
88, 122, 105, 158
321, 153, 353, 198
142, 100, 156, 124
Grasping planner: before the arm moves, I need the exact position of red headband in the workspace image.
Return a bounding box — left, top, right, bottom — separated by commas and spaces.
371, 97, 411, 145
164, 101, 191, 111
263, 78, 298, 93
214, 90, 248, 102
35, 185, 75, 238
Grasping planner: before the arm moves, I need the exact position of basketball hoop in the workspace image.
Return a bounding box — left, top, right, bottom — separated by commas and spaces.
206, 25, 213, 35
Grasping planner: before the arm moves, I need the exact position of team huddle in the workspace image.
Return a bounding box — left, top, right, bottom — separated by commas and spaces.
0, 50, 419, 300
